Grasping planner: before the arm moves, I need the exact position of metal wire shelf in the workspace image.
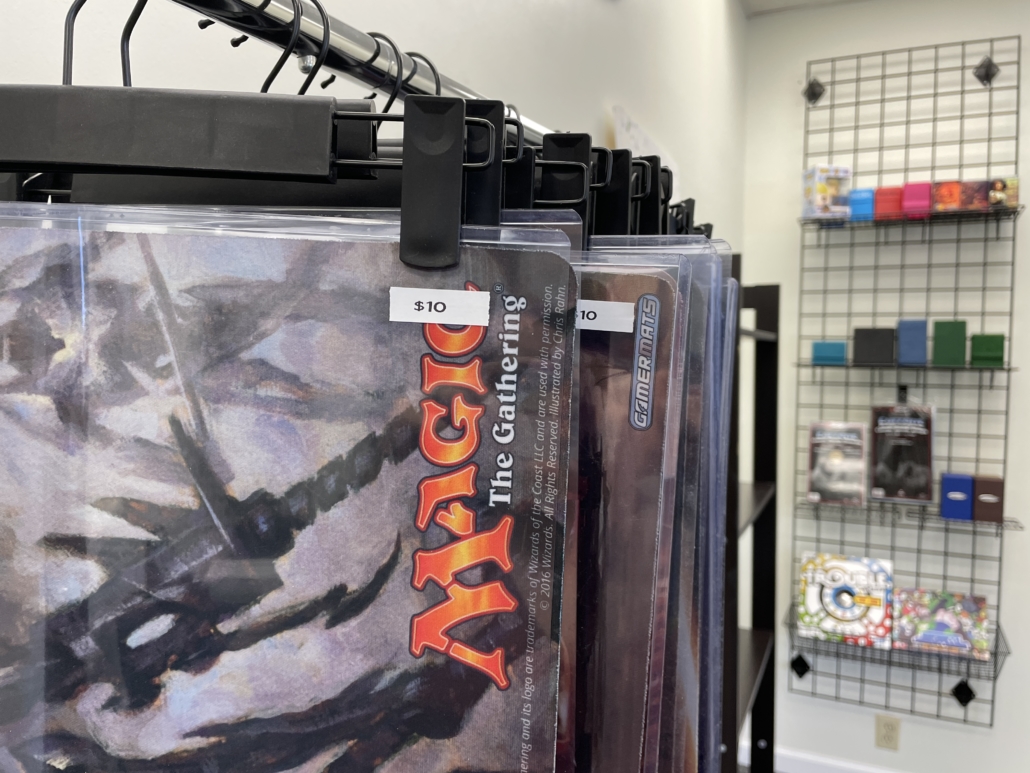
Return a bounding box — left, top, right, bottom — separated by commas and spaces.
792, 35, 1019, 727
787, 606, 1009, 682
797, 361, 1015, 372
796, 500, 1024, 533
801, 206, 1024, 230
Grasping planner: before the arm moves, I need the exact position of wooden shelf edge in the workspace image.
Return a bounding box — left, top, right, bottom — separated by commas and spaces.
738, 481, 776, 536
737, 627, 774, 736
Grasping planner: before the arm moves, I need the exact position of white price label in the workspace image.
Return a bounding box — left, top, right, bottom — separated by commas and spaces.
389, 287, 491, 326
576, 300, 636, 333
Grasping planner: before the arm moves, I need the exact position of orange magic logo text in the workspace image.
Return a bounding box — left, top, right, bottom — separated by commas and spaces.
409, 283, 519, 690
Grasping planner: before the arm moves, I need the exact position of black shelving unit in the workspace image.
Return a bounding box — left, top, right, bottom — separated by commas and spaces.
723, 256, 779, 773
788, 36, 1020, 729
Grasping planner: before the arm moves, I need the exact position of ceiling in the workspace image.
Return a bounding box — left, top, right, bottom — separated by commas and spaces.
742, 0, 876, 18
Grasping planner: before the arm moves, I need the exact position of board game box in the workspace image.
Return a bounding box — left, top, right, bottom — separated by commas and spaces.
870, 404, 934, 503
807, 421, 867, 505
797, 553, 894, 649
894, 589, 990, 661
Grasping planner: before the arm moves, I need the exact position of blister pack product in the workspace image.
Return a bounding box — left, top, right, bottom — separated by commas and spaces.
0, 203, 576, 773
588, 235, 728, 773
567, 253, 693, 773
174, 204, 585, 773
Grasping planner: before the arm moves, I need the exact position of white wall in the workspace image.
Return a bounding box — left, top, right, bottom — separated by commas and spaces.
742, 1, 1030, 771
0, 0, 748, 248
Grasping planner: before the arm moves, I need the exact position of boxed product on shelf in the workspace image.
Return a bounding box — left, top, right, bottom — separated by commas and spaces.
812, 339, 847, 365
932, 320, 967, 367
933, 181, 962, 211
896, 319, 928, 366
941, 473, 974, 521
961, 181, 991, 211
989, 177, 1020, 209
870, 404, 934, 503
797, 553, 894, 649
893, 589, 990, 661
875, 187, 904, 220
807, 422, 867, 505
853, 327, 895, 366
803, 165, 852, 218
849, 188, 875, 221
902, 182, 932, 218
973, 476, 1005, 523
970, 333, 1005, 368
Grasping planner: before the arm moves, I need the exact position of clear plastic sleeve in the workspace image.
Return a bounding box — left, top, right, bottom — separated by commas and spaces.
588, 235, 729, 773
0, 202, 576, 773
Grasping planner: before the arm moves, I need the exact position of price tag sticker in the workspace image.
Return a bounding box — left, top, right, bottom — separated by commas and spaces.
576, 300, 636, 333
389, 287, 491, 326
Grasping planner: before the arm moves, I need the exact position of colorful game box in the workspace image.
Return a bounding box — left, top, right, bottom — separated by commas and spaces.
894, 590, 990, 661
797, 553, 894, 649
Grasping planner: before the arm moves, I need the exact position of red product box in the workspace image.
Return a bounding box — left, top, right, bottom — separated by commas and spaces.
902, 182, 932, 219
874, 187, 903, 220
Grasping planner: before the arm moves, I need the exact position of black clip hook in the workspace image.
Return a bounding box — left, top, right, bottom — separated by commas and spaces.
63, 0, 91, 85
659, 166, 674, 234
631, 158, 653, 201
120, 0, 149, 87
261, 0, 303, 93
590, 147, 614, 190
504, 117, 525, 163
403, 52, 442, 96
660, 166, 674, 205
502, 105, 526, 164
535, 161, 590, 206
298, 0, 331, 95
330, 112, 495, 171
367, 33, 404, 119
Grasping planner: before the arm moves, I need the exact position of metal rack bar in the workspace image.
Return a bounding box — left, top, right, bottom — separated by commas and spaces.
167, 0, 553, 144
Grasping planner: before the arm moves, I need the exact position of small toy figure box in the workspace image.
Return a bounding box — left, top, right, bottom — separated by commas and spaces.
804, 166, 852, 218
988, 177, 1020, 209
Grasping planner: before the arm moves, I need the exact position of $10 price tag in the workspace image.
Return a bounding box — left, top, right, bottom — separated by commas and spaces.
576, 300, 635, 333
389, 287, 491, 326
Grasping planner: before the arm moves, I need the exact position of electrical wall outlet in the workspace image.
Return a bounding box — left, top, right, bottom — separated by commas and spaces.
875, 714, 900, 751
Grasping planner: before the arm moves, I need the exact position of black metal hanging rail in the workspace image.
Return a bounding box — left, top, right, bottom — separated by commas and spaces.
165, 0, 554, 144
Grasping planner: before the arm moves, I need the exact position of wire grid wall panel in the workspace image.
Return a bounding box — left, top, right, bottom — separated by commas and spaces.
803, 36, 1020, 187
789, 37, 1020, 727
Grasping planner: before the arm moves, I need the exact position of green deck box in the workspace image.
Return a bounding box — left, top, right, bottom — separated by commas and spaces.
932, 320, 967, 368
970, 334, 1005, 368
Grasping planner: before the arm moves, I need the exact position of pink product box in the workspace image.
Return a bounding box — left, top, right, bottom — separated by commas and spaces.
902, 182, 932, 219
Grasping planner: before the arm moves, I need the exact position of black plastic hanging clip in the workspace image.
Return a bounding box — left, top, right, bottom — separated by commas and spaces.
634, 155, 663, 235
463, 100, 506, 227
592, 149, 633, 236
539, 133, 593, 246
396, 96, 495, 269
